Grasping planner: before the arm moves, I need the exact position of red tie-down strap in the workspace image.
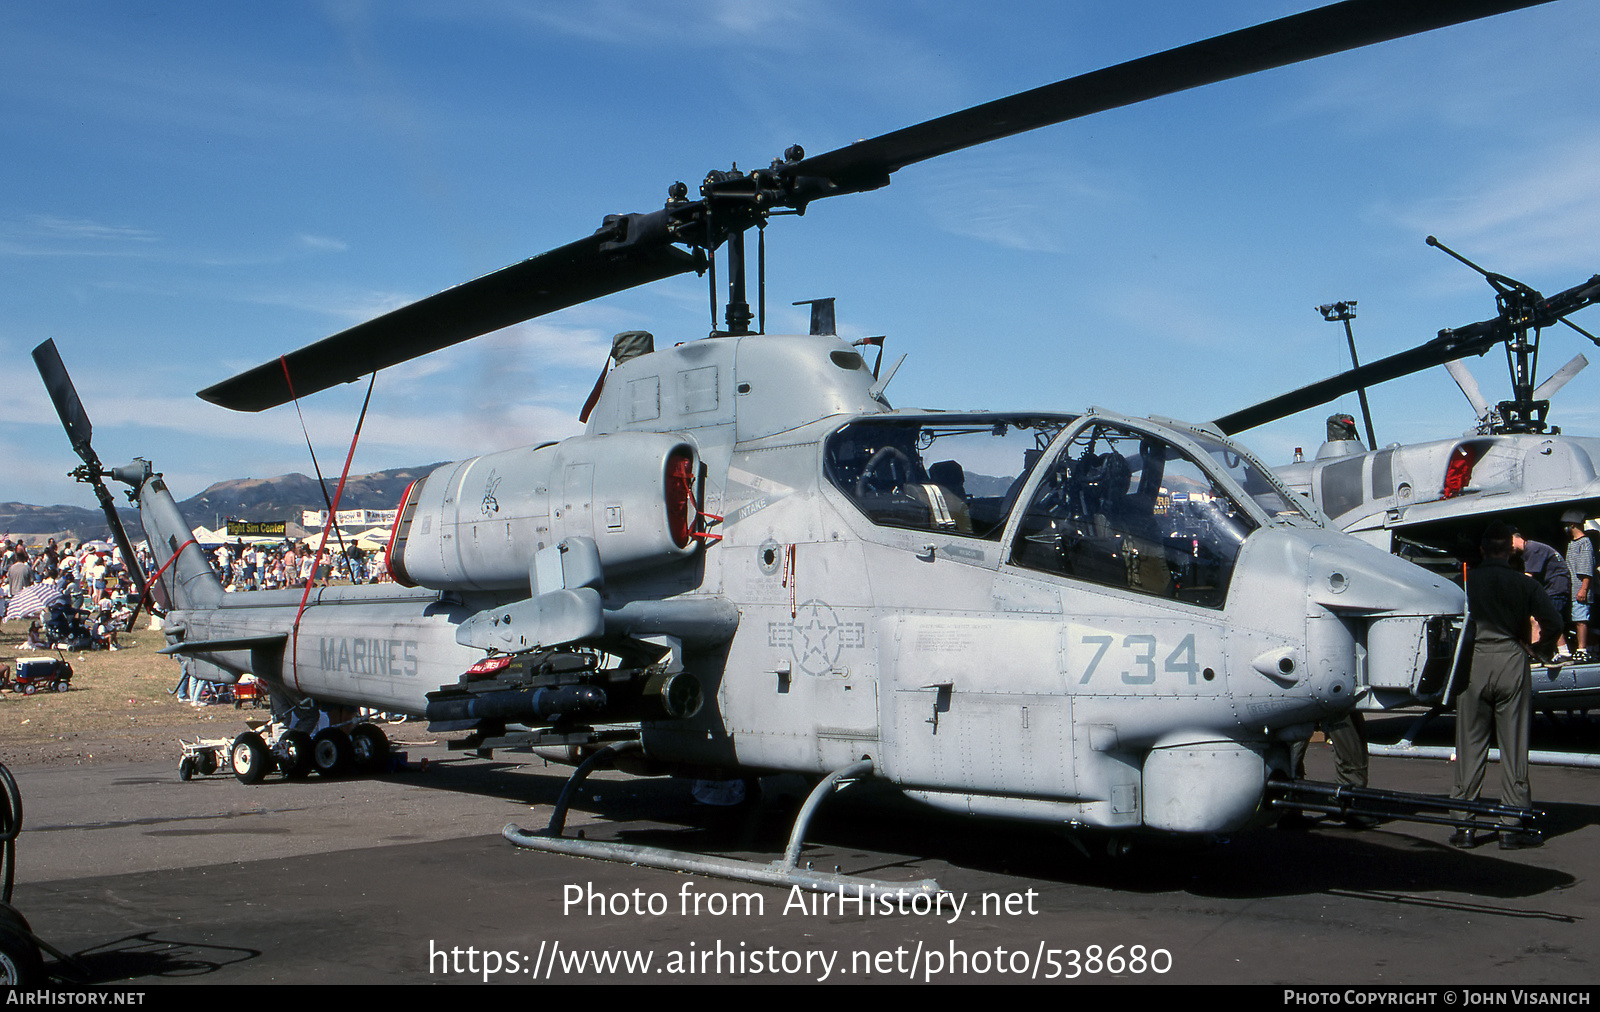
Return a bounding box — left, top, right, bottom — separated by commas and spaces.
128, 537, 196, 628
284, 358, 378, 691
690, 507, 724, 546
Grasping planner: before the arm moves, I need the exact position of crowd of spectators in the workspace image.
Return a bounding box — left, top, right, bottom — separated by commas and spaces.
207, 538, 391, 591
1, 533, 393, 628
2, 537, 141, 608
1, 536, 140, 649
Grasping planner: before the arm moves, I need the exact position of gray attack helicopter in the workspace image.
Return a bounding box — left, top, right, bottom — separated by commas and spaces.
36, 1, 1558, 895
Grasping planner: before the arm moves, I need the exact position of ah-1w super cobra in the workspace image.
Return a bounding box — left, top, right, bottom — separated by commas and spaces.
37, 1, 1556, 894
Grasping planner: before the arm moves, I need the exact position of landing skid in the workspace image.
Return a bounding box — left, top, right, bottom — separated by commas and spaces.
504, 744, 942, 900
1367, 699, 1600, 769
1367, 742, 1600, 770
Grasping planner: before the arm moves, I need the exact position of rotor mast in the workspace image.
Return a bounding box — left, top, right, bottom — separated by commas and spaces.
1427, 236, 1600, 435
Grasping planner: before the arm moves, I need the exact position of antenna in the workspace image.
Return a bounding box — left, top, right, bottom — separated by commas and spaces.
1317, 301, 1377, 448
793, 298, 837, 336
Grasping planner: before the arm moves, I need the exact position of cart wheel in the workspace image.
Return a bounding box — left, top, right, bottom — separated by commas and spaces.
53, 680, 70, 693
19, 684, 35, 696
350, 724, 391, 774
178, 757, 196, 781
312, 728, 354, 778
0, 919, 44, 987
231, 732, 269, 785
198, 749, 218, 775
280, 731, 314, 780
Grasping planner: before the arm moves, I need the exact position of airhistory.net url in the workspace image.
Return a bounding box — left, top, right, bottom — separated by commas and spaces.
427, 938, 1172, 982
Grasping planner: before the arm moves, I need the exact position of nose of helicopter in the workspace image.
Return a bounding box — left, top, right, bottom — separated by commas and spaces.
1226, 528, 1465, 720
1304, 536, 1466, 709
1140, 530, 1464, 834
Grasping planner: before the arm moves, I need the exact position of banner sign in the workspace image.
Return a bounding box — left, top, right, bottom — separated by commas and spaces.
302, 509, 398, 528
226, 520, 287, 537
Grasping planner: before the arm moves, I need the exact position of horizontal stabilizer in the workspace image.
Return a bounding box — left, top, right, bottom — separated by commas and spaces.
159, 633, 288, 656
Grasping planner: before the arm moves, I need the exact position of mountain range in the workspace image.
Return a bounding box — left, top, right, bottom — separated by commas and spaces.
0, 464, 440, 544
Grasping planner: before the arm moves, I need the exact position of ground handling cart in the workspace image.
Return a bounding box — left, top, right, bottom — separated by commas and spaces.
179, 718, 401, 783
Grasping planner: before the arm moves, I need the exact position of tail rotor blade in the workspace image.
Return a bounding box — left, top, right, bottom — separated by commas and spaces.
32, 338, 98, 466
31, 339, 150, 619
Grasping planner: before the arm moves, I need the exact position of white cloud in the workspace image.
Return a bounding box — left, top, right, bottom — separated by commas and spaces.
20, 215, 158, 242
1381, 138, 1600, 273
297, 233, 349, 253
422, 0, 970, 122
238, 284, 416, 325
457, 0, 827, 49
913, 153, 1126, 253
0, 215, 161, 258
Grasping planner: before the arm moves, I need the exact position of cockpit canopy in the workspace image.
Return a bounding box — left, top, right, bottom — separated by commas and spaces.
824, 415, 1074, 540
824, 412, 1310, 608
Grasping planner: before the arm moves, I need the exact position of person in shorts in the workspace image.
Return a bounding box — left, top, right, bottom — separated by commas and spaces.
1562, 510, 1592, 662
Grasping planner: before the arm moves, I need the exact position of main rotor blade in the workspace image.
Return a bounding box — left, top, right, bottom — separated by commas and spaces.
1532, 353, 1588, 402
199, 233, 700, 412
1444, 359, 1492, 419
201, 0, 1553, 413
1212, 323, 1508, 435
32, 338, 98, 466
788, 0, 1551, 194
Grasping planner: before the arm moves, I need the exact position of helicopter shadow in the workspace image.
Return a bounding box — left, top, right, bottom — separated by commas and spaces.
528, 773, 1584, 906
344, 749, 726, 824
345, 750, 1588, 907
817, 790, 1589, 909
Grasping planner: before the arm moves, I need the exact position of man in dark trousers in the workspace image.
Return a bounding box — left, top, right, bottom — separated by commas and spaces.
1285, 712, 1372, 829
1452, 523, 1562, 849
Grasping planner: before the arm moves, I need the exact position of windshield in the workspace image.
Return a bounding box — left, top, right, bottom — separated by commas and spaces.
824, 415, 1074, 540
1186, 430, 1309, 522
1009, 420, 1262, 608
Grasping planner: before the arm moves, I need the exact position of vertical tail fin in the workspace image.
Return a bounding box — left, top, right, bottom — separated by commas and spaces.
130, 466, 224, 610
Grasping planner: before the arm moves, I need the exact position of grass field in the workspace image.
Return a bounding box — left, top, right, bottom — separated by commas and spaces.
0, 617, 232, 766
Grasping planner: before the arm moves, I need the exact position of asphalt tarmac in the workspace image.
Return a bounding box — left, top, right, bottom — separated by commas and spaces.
6, 716, 1600, 986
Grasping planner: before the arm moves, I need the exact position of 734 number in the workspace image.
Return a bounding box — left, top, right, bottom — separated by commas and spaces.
1077, 633, 1201, 685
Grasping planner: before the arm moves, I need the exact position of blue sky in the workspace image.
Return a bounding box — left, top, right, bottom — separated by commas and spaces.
3, 1, 1598, 511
